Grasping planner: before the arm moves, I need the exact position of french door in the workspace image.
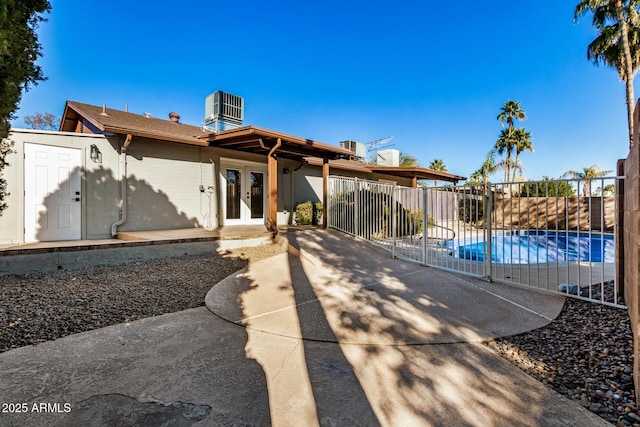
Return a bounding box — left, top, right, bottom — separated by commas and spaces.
221, 160, 267, 225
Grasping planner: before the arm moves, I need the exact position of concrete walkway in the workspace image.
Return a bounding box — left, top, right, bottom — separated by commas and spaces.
0, 229, 608, 426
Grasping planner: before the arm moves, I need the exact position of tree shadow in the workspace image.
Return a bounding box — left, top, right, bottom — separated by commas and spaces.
274, 228, 585, 426
34, 165, 200, 241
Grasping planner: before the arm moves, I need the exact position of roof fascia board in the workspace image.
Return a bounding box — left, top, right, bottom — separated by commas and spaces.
65, 102, 106, 132
101, 126, 209, 146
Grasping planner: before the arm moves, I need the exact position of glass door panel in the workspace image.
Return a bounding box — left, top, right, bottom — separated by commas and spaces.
226, 169, 241, 220
250, 171, 264, 219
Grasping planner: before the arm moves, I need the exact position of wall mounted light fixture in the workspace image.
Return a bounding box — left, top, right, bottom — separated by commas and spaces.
90, 144, 102, 163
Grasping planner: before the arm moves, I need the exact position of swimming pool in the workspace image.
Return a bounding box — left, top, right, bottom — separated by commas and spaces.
451, 231, 615, 264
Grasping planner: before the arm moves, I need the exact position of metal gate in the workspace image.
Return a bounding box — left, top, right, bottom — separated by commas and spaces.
327, 176, 624, 308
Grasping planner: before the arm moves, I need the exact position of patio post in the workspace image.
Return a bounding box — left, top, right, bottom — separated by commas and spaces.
268, 138, 281, 233
323, 159, 329, 229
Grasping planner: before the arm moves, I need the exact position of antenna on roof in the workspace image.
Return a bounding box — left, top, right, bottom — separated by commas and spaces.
366, 136, 394, 162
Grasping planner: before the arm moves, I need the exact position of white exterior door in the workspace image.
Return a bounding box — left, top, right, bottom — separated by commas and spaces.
24, 143, 82, 242
221, 160, 267, 226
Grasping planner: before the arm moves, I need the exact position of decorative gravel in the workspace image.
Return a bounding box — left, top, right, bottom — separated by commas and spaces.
485, 297, 637, 426
0, 243, 286, 353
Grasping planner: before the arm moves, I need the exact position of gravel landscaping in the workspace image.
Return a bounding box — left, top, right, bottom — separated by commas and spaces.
0, 242, 636, 426
485, 297, 637, 426
0, 243, 286, 352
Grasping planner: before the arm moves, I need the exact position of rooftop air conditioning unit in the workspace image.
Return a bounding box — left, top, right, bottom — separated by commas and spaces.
204, 90, 244, 125
339, 140, 366, 160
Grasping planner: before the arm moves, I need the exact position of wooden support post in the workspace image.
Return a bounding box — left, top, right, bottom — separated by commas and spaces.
268, 138, 281, 234
323, 159, 329, 229
411, 176, 417, 188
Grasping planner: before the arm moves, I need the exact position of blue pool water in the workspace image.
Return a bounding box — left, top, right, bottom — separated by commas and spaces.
451, 231, 614, 264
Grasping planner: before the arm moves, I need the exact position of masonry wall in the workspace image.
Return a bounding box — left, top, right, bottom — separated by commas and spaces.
622, 114, 640, 404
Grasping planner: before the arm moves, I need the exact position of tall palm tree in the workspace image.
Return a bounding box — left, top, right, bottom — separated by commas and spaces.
497, 100, 527, 137
511, 128, 534, 181
428, 158, 447, 187
575, 0, 640, 147
562, 164, 613, 195
495, 128, 516, 183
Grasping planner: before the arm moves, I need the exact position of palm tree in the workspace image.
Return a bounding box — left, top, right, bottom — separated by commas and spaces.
495, 128, 516, 183
428, 158, 447, 187
575, 0, 640, 147
562, 164, 613, 195
497, 100, 527, 136
511, 128, 534, 181
471, 149, 501, 186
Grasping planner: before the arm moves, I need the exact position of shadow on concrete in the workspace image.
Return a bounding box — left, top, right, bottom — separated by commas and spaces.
275, 228, 584, 426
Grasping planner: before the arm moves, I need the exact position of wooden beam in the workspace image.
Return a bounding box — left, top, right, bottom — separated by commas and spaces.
323, 159, 329, 229
411, 176, 417, 188
268, 138, 281, 234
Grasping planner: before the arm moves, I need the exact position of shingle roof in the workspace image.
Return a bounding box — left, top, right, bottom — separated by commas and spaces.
60, 101, 209, 145
59, 100, 466, 182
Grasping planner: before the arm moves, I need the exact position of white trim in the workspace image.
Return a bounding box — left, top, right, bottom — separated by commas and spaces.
10, 128, 107, 138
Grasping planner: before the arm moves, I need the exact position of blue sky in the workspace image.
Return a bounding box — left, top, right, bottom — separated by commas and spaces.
13, 0, 630, 181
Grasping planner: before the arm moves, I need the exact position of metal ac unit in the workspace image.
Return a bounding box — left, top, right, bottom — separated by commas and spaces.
340, 140, 366, 160
205, 91, 244, 124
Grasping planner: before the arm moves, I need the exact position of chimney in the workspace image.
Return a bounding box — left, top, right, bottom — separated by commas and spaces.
169, 112, 180, 123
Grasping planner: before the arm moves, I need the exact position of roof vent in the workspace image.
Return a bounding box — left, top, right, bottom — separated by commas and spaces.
143, 112, 152, 118
100, 104, 109, 116
169, 112, 180, 123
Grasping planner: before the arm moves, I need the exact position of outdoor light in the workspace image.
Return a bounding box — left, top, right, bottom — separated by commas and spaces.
90, 144, 101, 163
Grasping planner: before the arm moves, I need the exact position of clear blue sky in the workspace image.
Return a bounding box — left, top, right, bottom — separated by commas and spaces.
13, 0, 631, 181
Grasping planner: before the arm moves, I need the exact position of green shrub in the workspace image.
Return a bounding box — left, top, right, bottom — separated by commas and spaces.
295, 201, 314, 225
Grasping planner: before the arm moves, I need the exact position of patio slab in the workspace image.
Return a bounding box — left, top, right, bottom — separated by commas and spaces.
0, 228, 609, 426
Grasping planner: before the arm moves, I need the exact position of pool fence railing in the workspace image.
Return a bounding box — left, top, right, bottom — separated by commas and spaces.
327, 175, 625, 308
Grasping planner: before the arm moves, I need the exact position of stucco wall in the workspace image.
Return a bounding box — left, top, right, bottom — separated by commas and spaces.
2, 129, 420, 241
0, 129, 120, 244
292, 166, 413, 207
1, 130, 283, 242
491, 196, 615, 232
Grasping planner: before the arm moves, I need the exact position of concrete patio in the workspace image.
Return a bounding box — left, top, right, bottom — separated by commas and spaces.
0, 228, 608, 426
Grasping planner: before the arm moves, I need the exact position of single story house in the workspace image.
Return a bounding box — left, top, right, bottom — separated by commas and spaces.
0, 99, 465, 244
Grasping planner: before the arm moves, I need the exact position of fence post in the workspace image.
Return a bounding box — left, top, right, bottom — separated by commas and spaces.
485, 182, 493, 282
422, 186, 428, 266
392, 184, 397, 258
353, 178, 359, 236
